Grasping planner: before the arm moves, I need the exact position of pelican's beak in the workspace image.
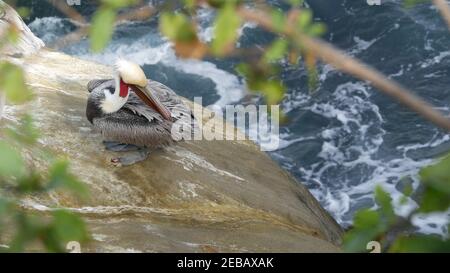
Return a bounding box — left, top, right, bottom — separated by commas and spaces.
131, 85, 173, 121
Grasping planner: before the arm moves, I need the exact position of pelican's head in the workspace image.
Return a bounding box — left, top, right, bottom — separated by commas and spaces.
115, 58, 148, 88
100, 58, 172, 121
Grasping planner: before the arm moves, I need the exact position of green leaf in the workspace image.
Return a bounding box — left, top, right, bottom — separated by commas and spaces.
0, 198, 13, 232
286, 0, 304, 6
0, 198, 11, 216
307, 65, 319, 92
90, 8, 117, 52
297, 9, 312, 30
101, 0, 137, 9
419, 155, 450, 195
36, 210, 89, 252
344, 188, 398, 252
375, 185, 396, 224
415, 155, 450, 212
9, 213, 41, 252
51, 210, 89, 244
5, 27, 19, 45
5, 114, 40, 145
308, 22, 327, 36
402, 180, 414, 197
0, 141, 25, 178
419, 186, 450, 212
16, 7, 30, 19
160, 13, 179, 40
353, 209, 381, 229
264, 39, 288, 63
343, 209, 385, 252
260, 80, 285, 105
390, 235, 450, 253
0, 62, 33, 104
207, 0, 241, 8
183, 0, 196, 10
16, 172, 44, 193
235, 63, 251, 78
344, 229, 381, 253
160, 12, 197, 42
0, 198, 12, 233
235, 62, 285, 105
271, 9, 286, 32
211, 2, 242, 56
47, 160, 88, 198
403, 0, 428, 8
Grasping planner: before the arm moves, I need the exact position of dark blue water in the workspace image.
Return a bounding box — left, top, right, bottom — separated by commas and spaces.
25, 0, 450, 234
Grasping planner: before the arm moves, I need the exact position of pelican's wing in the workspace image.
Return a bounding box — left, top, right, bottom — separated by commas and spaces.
124, 80, 194, 124
87, 79, 113, 93
124, 92, 165, 123
148, 80, 193, 122
92, 110, 174, 148
147, 80, 199, 139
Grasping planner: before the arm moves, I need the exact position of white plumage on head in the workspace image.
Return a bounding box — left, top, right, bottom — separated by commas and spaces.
115, 58, 148, 87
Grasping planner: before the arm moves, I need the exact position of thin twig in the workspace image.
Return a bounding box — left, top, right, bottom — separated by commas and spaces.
51, 5, 155, 49
45, 0, 86, 25
116, 5, 155, 23
433, 0, 450, 30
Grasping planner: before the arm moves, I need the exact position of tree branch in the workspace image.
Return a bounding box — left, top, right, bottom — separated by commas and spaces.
433, 0, 450, 30
45, 0, 86, 25
237, 7, 450, 131
51, 5, 155, 49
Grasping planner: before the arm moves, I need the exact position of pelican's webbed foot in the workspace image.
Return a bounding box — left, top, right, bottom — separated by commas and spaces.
103, 141, 150, 166
110, 149, 150, 167
103, 141, 141, 152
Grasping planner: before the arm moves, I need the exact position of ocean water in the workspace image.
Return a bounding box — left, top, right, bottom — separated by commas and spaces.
25, 0, 450, 235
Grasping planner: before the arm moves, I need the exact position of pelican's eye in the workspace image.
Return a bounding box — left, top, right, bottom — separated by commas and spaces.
104, 88, 114, 95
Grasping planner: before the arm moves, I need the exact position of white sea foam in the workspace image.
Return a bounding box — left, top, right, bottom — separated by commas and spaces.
421, 51, 450, 68
349, 36, 378, 55
28, 16, 75, 44
412, 211, 450, 236
275, 80, 450, 233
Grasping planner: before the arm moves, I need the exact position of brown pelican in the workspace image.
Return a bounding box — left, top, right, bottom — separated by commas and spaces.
86, 59, 194, 166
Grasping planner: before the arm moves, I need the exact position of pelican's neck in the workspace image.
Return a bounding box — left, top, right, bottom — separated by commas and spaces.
100, 73, 129, 114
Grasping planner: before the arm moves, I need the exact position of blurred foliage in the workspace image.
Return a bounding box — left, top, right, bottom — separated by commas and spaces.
343, 156, 450, 253
0, 62, 33, 103
90, 0, 139, 52
404, 0, 430, 8
210, 2, 242, 56
0, 3, 89, 252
